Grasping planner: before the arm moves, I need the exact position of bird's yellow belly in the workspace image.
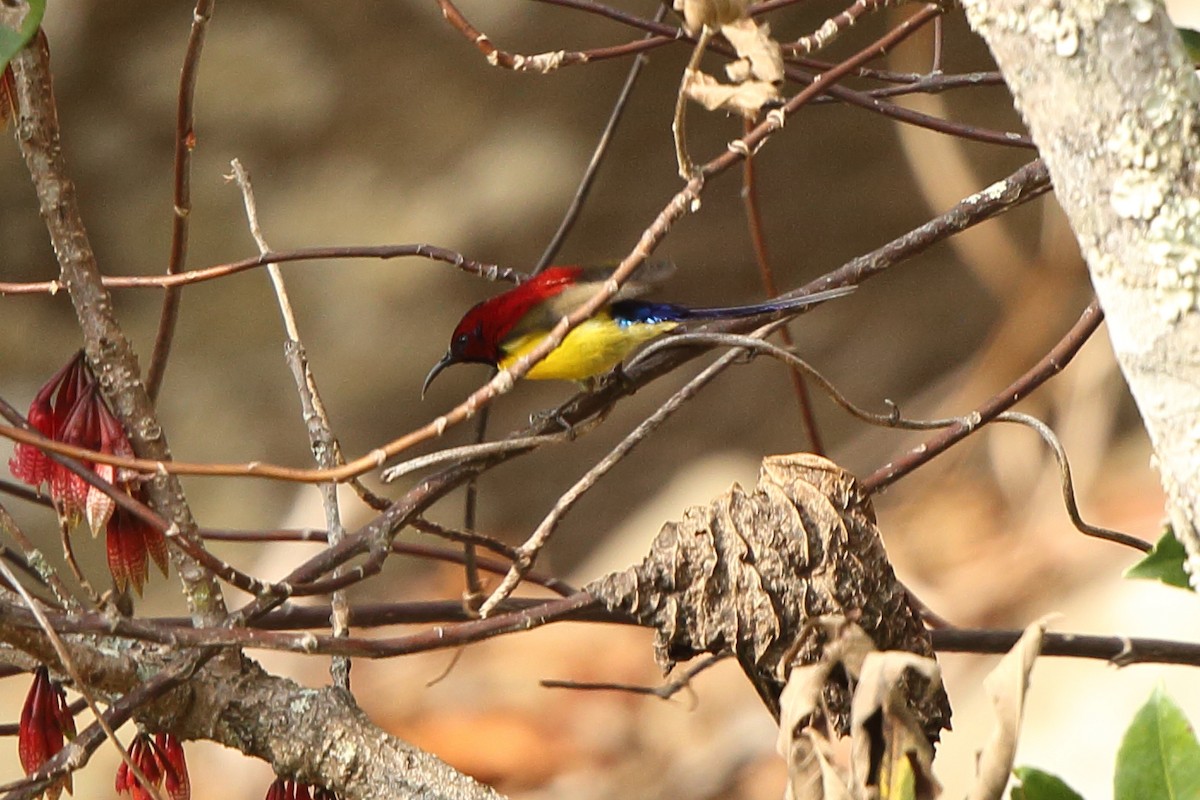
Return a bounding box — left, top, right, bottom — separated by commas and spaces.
498, 318, 677, 381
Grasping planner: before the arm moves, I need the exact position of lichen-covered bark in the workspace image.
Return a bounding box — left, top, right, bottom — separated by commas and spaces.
0, 618, 504, 800
960, 0, 1200, 579
588, 454, 950, 741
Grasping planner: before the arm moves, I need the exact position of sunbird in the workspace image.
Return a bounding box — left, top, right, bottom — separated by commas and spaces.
422, 265, 854, 395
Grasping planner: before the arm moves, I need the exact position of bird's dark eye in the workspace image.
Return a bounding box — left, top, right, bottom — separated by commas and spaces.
454, 333, 471, 349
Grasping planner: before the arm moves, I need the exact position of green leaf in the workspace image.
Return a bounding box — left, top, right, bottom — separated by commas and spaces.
1011, 767, 1085, 800
1124, 528, 1192, 590
0, 0, 45, 73
1179, 27, 1200, 64
1114, 686, 1200, 800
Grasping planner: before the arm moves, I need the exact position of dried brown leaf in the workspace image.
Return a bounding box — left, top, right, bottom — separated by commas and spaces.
784, 729, 853, 800
683, 70, 779, 119
779, 663, 831, 739
966, 617, 1050, 800
721, 18, 783, 83
850, 651, 942, 799
778, 621, 875, 800
587, 454, 950, 739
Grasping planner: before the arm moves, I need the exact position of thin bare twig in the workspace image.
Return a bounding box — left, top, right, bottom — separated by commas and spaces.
460, 407, 489, 612
146, 0, 216, 401
0, 244, 522, 295
783, 0, 905, 55
632, 331, 944, 429
196, 524, 575, 595
0, 503, 76, 610
741, 115, 825, 453
633, 333, 1148, 552
930, 13, 944, 73
672, 24, 714, 180
541, 653, 728, 703
380, 431, 572, 483
932, 628, 1200, 667
56, 515, 101, 607
862, 298, 1104, 492
227, 159, 352, 687
534, 6, 662, 271
993, 412, 1150, 552
436, 0, 670, 71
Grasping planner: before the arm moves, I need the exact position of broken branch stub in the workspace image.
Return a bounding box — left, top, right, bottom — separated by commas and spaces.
586, 454, 950, 741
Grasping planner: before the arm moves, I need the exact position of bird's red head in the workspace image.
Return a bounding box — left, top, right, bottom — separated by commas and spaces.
422, 267, 585, 396
446, 302, 500, 366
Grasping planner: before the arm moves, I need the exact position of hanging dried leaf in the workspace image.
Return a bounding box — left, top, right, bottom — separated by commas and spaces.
966, 617, 1050, 800
850, 651, 943, 799
683, 70, 779, 118
721, 18, 783, 83
778, 620, 878, 800
587, 454, 950, 740
784, 728, 853, 800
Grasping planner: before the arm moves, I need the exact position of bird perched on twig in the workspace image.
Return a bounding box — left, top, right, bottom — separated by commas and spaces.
422, 264, 853, 395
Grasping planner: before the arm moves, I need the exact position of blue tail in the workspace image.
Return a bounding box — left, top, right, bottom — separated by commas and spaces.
609, 285, 854, 326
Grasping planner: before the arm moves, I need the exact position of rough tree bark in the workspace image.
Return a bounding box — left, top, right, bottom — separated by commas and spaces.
961, 0, 1200, 578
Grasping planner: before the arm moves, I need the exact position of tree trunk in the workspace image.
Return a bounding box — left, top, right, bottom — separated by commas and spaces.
962, 0, 1200, 578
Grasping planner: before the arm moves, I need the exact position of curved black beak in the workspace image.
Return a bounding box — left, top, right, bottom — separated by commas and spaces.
422, 351, 455, 398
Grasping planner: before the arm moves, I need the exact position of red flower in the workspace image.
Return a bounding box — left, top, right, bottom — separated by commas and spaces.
115, 732, 189, 800
8, 354, 82, 488
11, 353, 169, 592
18, 666, 76, 800
156, 733, 190, 800
8, 351, 134, 529
105, 487, 169, 597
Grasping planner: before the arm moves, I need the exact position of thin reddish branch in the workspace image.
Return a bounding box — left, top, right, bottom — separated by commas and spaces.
783, 0, 898, 54
0, 593, 601, 659
195, 526, 578, 596
862, 299, 1104, 492
504, 0, 1036, 148
146, 0, 215, 401
438, 0, 670, 71
741, 116, 825, 454
6, 596, 1200, 668
0, 244, 522, 295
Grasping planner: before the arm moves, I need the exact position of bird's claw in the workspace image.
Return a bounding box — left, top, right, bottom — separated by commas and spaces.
528, 407, 577, 438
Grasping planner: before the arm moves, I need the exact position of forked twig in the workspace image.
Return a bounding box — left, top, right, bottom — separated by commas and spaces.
227, 159, 352, 686
541, 653, 728, 703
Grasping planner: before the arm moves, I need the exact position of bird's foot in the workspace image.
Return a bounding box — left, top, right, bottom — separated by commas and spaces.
596, 365, 636, 394
528, 406, 578, 438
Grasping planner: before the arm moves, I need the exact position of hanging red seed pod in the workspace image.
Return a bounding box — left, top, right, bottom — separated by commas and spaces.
155, 732, 190, 800
18, 666, 75, 800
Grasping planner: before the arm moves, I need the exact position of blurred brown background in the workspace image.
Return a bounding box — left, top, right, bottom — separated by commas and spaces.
1, 2, 1194, 798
